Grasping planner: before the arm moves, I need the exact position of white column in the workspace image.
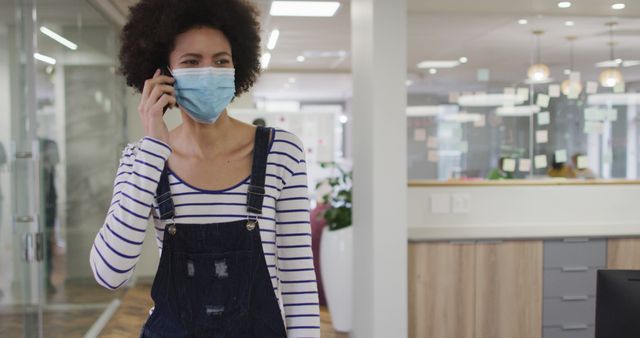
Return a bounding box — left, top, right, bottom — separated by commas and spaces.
351, 0, 408, 337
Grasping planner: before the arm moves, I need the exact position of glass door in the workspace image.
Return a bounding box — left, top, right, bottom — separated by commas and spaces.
1, 1, 45, 337
1, 1, 129, 337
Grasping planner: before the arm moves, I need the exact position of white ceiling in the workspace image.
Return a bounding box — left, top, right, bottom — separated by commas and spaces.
2, 0, 640, 100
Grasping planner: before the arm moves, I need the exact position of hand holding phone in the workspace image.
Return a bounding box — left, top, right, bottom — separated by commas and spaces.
138, 68, 175, 144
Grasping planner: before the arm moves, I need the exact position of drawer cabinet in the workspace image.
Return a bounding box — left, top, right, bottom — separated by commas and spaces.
542, 238, 606, 338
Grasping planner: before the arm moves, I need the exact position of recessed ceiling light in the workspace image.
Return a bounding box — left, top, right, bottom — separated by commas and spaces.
267, 29, 280, 50
459, 57, 468, 63
564, 69, 572, 75
260, 53, 271, 70
558, 1, 572, 8
40, 26, 77, 50
417, 60, 460, 69
288, 77, 296, 83
429, 68, 437, 74
34, 52, 56, 65
270, 1, 341, 17
612, 3, 626, 10
518, 19, 528, 25
296, 55, 305, 62
565, 21, 575, 26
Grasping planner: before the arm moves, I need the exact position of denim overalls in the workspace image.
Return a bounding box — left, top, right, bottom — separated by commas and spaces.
140, 126, 287, 338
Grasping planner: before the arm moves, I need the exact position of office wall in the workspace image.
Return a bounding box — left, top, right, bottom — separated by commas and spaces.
408, 184, 640, 240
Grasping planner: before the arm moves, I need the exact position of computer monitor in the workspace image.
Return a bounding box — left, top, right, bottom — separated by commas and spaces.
595, 269, 640, 338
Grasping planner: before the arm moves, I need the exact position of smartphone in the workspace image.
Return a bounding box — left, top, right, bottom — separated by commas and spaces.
160, 66, 175, 115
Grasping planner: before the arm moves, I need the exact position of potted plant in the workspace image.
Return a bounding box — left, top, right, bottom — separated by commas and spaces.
317, 162, 353, 332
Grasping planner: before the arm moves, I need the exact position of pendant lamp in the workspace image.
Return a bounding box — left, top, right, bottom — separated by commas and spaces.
527, 30, 550, 82
599, 22, 624, 88
561, 36, 583, 96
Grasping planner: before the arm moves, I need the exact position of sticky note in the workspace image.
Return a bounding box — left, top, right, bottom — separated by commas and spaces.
536, 93, 550, 108
428, 150, 439, 162
569, 71, 581, 83
517, 87, 529, 100
548, 84, 561, 98
567, 89, 580, 99
477, 68, 490, 82
614, 82, 625, 93
555, 150, 568, 163
427, 136, 438, 148
534, 155, 548, 169
451, 127, 463, 141
584, 108, 606, 121
456, 141, 469, 153
414, 128, 427, 141
519, 158, 532, 172
473, 115, 486, 127
577, 155, 588, 169
502, 158, 516, 172
584, 121, 604, 134
536, 130, 548, 144
586, 81, 598, 94
537, 112, 550, 126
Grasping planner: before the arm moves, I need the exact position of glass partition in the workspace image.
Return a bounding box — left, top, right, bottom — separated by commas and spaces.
0, 0, 128, 336
406, 2, 640, 181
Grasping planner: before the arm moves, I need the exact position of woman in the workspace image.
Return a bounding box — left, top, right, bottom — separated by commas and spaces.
89, 1, 320, 337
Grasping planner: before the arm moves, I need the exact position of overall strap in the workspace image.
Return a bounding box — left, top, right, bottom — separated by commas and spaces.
247, 126, 272, 215
155, 164, 176, 221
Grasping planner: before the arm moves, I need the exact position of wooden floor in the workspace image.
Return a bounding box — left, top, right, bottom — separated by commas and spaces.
0, 279, 125, 338
102, 283, 349, 337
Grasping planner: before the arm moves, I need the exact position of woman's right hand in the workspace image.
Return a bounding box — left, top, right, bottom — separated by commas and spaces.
138, 68, 176, 144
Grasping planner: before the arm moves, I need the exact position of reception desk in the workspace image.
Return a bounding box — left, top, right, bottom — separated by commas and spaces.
407, 180, 640, 338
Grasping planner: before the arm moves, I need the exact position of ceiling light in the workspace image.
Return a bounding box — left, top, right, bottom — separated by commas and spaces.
565, 21, 575, 26
599, 22, 624, 88
270, 1, 340, 17
561, 79, 583, 96
39, 26, 77, 50
458, 94, 526, 107
33, 52, 56, 65
459, 57, 468, 63
612, 3, 626, 10
417, 60, 460, 69
296, 55, 305, 62
588, 93, 640, 105
440, 112, 483, 123
406, 105, 459, 117
260, 53, 272, 70
429, 68, 437, 74
288, 77, 296, 83
557, 1, 572, 8
267, 29, 280, 50
518, 19, 528, 25
599, 68, 623, 88
495, 105, 541, 116
564, 68, 572, 75
528, 64, 550, 82
527, 30, 550, 82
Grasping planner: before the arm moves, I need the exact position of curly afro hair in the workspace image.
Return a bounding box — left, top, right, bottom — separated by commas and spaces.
119, 0, 262, 95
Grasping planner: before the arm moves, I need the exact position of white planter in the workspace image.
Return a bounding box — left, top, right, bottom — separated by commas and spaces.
320, 225, 353, 333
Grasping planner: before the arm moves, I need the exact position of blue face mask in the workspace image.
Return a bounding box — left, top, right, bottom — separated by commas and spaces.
171, 67, 236, 124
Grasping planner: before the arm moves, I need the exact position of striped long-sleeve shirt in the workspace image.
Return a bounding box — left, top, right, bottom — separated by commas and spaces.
89, 129, 321, 337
